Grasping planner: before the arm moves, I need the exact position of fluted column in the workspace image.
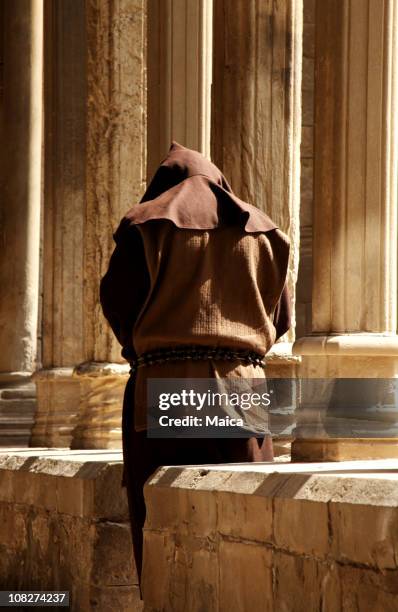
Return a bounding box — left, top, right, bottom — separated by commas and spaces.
31, 0, 146, 448
212, 0, 302, 344
211, 1, 302, 437
0, 0, 43, 445
292, 0, 398, 461
146, 0, 213, 177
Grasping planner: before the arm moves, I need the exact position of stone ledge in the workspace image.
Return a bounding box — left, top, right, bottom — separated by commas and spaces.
0, 448, 128, 519
264, 342, 301, 364
0, 449, 142, 611
143, 460, 398, 611
293, 333, 398, 357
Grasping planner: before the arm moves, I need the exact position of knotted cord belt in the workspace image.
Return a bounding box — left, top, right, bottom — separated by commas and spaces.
128, 345, 266, 375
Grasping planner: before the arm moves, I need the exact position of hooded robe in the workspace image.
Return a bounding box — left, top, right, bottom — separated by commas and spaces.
100, 142, 291, 584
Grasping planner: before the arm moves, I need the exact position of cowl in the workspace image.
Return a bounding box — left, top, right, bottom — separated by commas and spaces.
116, 142, 279, 235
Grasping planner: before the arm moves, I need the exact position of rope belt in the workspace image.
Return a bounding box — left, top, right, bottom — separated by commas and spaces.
128, 345, 266, 375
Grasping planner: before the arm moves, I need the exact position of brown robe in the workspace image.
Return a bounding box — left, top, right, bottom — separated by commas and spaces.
100, 142, 291, 584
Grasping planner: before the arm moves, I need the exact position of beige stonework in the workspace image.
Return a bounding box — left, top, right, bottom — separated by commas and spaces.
292, 438, 398, 462
292, 335, 398, 460
296, 0, 315, 339
85, 0, 147, 365
312, 0, 398, 334
212, 0, 302, 342
142, 461, 398, 611
146, 0, 213, 176
293, 0, 398, 461
264, 342, 301, 439
33, 0, 146, 448
31, 369, 79, 448
0, 0, 43, 377
32, 363, 130, 451
0, 1, 43, 445
0, 449, 142, 611
70, 362, 129, 450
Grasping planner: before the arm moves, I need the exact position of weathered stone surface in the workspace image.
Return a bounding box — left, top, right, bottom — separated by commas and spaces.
91, 522, 137, 586
0, 450, 139, 611
311, 0, 398, 335
170, 534, 218, 612
212, 0, 302, 343
302, 88, 314, 126
303, 0, 315, 23
0, 380, 36, 447
34, 0, 146, 450
93, 460, 129, 520
217, 489, 273, 544
31, 369, 79, 448
33, 364, 130, 450
143, 463, 398, 611
301, 126, 313, 159
293, 0, 398, 461
0, 0, 42, 375
89, 585, 143, 611
328, 477, 398, 569
273, 553, 341, 612
274, 498, 329, 556
0, 450, 128, 519
141, 531, 174, 610
292, 437, 398, 462
70, 363, 129, 450
85, 0, 147, 364
42, 0, 146, 369
219, 541, 273, 611
303, 22, 315, 58
338, 565, 398, 612
147, 0, 212, 176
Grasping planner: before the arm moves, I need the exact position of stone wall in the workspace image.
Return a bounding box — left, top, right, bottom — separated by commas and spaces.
0, 450, 142, 612
142, 462, 398, 612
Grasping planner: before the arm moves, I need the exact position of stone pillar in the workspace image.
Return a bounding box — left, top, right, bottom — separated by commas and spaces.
292, 0, 398, 460
211, 0, 303, 442
146, 0, 213, 177
0, 0, 43, 445
212, 0, 302, 342
31, 0, 146, 448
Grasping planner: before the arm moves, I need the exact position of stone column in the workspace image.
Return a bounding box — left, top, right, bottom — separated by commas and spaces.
0, 0, 43, 445
212, 0, 302, 342
292, 0, 398, 460
211, 0, 303, 439
146, 0, 213, 178
31, 0, 146, 448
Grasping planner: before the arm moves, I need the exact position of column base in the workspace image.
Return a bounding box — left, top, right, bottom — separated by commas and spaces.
70, 362, 129, 450
291, 437, 398, 461
0, 373, 36, 447
31, 363, 130, 449
31, 368, 80, 447
265, 343, 301, 437
292, 334, 398, 461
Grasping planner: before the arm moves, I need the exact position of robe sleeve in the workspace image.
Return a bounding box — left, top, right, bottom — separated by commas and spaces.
100, 220, 150, 360
273, 283, 291, 340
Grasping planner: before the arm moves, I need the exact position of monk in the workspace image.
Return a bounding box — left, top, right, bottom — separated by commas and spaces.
100, 142, 291, 586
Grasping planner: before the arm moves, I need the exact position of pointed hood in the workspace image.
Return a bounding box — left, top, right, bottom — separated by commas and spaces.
118, 142, 280, 234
